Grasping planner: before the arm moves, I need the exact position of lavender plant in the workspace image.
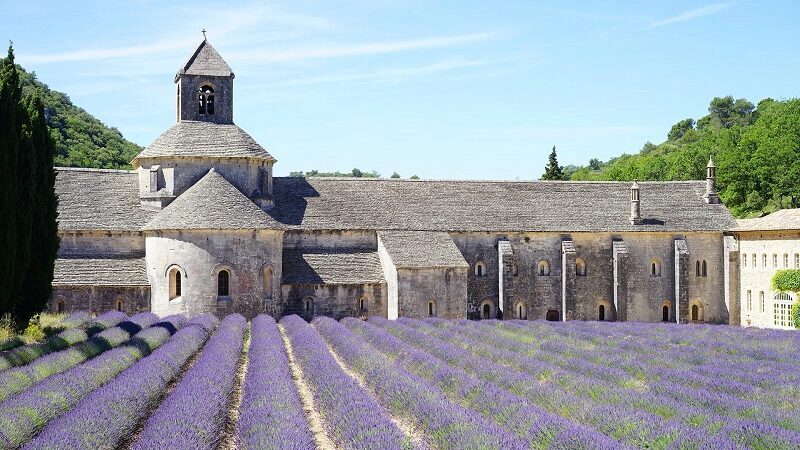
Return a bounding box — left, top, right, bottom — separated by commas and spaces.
0, 314, 189, 449
280, 315, 410, 449
22, 314, 218, 450
0, 311, 126, 371
131, 314, 246, 450
0, 312, 158, 402
235, 315, 314, 450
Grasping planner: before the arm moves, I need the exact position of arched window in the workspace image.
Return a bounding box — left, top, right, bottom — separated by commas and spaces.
511, 262, 518, 276
262, 265, 273, 298
217, 270, 230, 297
537, 260, 551, 276
690, 301, 703, 322
762, 254, 767, 268
475, 261, 487, 277
598, 304, 606, 321
514, 301, 527, 319
695, 260, 701, 277
428, 301, 436, 317
115, 299, 123, 312
198, 85, 215, 115
575, 258, 586, 277
701, 260, 707, 277
359, 297, 366, 312
650, 259, 662, 277
662, 305, 669, 322
773, 293, 795, 328
773, 254, 778, 268
56, 300, 64, 313
746, 290, 752, 311
304, 297, 314, 315
795, 254, 799, 269
691, 304, 699, 321
742, 254, 747, 268
480, 301, 493, 320
752, 254, 757, 268
169, 267, 182, 300
759, 293, 765, 313
545, 309, 560, 321
784, 254, 789, 268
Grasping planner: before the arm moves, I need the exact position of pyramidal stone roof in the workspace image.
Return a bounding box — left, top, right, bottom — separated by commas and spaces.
142, 169, 281, 231
133, 121, 274, 164
176, 39, 233, 80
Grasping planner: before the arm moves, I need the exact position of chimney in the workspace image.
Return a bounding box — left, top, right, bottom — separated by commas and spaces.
629, 180, 642, 225
704, 157, 720, 204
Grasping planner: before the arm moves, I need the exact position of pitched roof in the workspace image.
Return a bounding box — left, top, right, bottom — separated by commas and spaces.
733, 208, 800, 231
176, 40, 233, 80
55, 168, 156, 232
53, 257, 149, 286
270, 178, 737, 233
132, 121, 275, 164
142, 169, 282, 231
282, 251, 385, 284
377, 231, 468, 268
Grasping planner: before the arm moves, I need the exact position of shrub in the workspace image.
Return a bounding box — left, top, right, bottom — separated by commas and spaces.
793, 302, 800, 330
22, 323, 45, 343
771, 269, 800, 292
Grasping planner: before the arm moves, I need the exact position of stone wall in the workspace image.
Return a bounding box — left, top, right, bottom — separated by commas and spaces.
281, 283, 386, 320
58, 231, 145, 257
49, 286, 150, 315
284, 229, 376, 251
145, 229, 283, 318
395, 267, 467, 319
177, 74, 233, 124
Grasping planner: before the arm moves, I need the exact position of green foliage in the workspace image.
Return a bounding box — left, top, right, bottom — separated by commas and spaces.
568, 96, 800, 218
0, 45, 60, 329
541, 145, 565, 180
390, 172, 400, 178
410, 175, 420, 179
290, 168, 382, 178
771, 270, 800, 293
792, 302, 800, 330
2, 62, 142, 169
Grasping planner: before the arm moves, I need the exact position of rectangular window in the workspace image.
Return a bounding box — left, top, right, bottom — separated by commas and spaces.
760, 296, 765, 313
747, 290, 752, 311
773, 254, 778, 268
795, 254, 799, 269
784, 254, 789, 268
759, 292, 765, 314
752, 254, 757, 268
743, 254, 747, 267
774, 302, 793, 328
763, 254, 768, 268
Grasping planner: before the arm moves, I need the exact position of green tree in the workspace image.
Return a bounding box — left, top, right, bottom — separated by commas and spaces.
668, 118, 694, 141
541, 145, 565, 180
0, 44, 21, 320
410, 175, 420, 179
390, 172, 400, 178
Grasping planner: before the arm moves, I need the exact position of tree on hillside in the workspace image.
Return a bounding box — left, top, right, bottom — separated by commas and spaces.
0, 44, 59, 328
541, 145, 565, 180
699, 96, 755, 129
668, 118, 695, 141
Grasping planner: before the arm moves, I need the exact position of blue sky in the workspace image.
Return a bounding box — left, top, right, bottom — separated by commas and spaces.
4, 1, 799, 179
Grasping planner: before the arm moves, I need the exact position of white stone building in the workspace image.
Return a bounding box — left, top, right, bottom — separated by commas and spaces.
732, 209, 800, 330
49, 39, 741, 323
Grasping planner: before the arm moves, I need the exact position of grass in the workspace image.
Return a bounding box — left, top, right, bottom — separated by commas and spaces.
0, 313, 67, 348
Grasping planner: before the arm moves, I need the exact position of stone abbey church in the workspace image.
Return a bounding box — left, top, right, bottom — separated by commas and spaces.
50, 39, 741, 324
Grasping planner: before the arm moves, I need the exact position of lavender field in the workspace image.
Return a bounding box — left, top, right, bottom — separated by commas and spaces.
0, 314, 798, 450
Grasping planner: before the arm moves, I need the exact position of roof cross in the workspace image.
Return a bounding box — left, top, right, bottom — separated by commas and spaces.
202, 29, 207, 40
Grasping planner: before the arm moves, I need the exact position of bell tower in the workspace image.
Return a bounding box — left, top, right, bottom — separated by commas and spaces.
175, 34, 234, 124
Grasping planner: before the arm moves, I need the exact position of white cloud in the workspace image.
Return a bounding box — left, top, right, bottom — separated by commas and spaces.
644, 3, 732, 29
227, 32, 497, 63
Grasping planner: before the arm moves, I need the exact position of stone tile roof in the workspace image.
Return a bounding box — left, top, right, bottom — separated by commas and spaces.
143, 169, 282, 231
377, 231, 468, 268
176, 40, 233, 79
132, 121, 275, 164
53, 257, 149, 286
733, 208, 800, 231
282, 251, 385, 285
55, 168, 156, 232
271, 178, 737, 233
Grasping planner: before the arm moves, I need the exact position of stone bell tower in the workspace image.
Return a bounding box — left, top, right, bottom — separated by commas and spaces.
175, 35, 234, 124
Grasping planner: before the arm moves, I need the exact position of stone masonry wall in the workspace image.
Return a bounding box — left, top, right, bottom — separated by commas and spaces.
49, 286, 150, 315
281, 283, 386, 320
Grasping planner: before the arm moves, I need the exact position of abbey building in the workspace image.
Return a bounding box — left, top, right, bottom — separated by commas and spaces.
50, 39, 741, 324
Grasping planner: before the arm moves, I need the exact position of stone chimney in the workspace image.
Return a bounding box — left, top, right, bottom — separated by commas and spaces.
629, 180, 642, 225
704, 157, 720, 204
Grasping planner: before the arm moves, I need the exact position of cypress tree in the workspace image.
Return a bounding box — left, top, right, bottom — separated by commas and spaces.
17, 95, 59, 326
541, 145, 565, 180
0, 44, 21, 319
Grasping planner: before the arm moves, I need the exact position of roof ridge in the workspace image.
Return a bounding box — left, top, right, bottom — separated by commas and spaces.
55, 167, 136, 174
278, 176, 706, 185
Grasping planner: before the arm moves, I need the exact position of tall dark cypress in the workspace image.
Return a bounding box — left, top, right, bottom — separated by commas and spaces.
17, 95, 59, 326
0, 45, 21, 319
541, 145, 565, 180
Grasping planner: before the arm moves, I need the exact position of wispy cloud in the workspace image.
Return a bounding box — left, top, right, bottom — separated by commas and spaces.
228, 32, 498, 63
644, 3, 732, 29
